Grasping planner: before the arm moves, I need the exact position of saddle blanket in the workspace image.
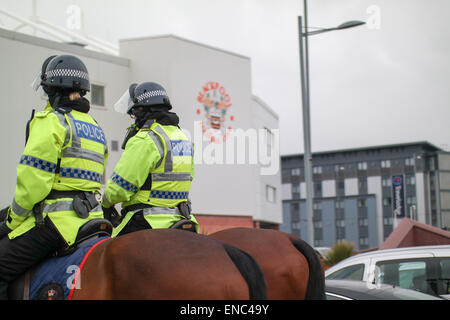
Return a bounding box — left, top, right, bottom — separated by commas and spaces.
29, 236, 110, 300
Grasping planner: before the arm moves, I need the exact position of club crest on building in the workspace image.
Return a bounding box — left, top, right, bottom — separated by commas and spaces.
196, 81, 234, 144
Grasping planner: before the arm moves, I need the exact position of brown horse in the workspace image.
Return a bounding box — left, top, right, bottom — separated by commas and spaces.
70, 229, 267, 300
208, 228, 325, 300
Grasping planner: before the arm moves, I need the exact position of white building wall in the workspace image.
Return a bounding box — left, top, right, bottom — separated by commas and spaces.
415, 172, 426, 223
282, 183, 292, 201
300, 182, 306, 199
322, 180, 336, 198
345, 178, 358, 196
251, 96, 282, 224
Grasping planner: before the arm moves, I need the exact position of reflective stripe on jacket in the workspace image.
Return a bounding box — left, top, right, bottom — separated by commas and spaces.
7, 102, 108, 245
103, 120, 198, 232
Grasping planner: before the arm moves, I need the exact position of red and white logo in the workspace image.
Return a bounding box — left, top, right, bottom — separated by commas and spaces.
196, 81, 234, 144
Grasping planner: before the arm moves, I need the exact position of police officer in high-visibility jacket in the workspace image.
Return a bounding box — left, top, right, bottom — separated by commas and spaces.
0, 55, 109, 299
102, 82, 198, 237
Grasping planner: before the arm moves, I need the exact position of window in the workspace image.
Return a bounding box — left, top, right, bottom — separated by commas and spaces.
291, 168, 301, 176
358, 162, 367, 170
359, 218, 368, 226
327, 264, 365, 281
359, 237, 369, 247
358, 178, 368, 192
382, 177, 391, 187
111, 140, 119, 152
291, 203, 300, 222
357, 198, 367, 208
405, 157, 415, 166
383, 197, 392, 207
264, 127, 273, 157
291, 183, 301, 200
439, 258, 450, 296
335, 200, 344, 209
406, 197, 417, 205
336, 227, 345, 241
429, 157, 436, 171
383, 217, 393, 225
381, 160, 391, 168
336, 219, 345, 227
313, 166, 322, 174
313, 202, 321, 210
282, 169, 290, 179
314, 182, 322, 196
91, 84, 105, 107
406, 175, 416, 185
376, 260, 428, 294
266, 185, 276, 203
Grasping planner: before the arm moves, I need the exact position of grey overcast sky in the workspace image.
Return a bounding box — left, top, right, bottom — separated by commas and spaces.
2, 0, 450, 155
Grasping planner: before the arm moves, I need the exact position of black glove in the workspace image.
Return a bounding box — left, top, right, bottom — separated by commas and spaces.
0, 222, 12, 239
102, 205, 121, 228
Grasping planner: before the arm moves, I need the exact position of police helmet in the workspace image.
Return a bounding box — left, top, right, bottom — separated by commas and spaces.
130, 82, 172, 112
114, 82, 172, 115
40, 55, 90, 93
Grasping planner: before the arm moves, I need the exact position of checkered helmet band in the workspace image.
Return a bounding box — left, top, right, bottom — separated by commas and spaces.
136, 90, 168, 103
45, 69, 89, 81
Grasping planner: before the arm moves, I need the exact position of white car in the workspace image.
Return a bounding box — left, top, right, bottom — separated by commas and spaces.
325, 245, 450, 299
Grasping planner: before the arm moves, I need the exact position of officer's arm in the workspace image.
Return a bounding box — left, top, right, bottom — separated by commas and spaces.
8, 113, 64, 230
102, 133, 159, 207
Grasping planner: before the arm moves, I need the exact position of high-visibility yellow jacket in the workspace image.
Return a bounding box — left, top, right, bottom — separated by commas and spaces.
7, 102, 108, 245
102, 120, 198, 235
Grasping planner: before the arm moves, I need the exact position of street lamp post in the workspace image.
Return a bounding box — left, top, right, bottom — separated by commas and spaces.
297, 1, 365, 246
297, 15, 314, 246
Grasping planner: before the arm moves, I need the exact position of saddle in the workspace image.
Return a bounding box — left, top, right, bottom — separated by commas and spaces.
55, 218, 113, 257
8, 218, 112, 300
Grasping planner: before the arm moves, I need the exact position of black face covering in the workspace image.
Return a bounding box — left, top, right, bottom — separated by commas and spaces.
59, 96, 90, 113
121, 108, 180, 150
48, 92, 90, 113
135, 110, 180, 128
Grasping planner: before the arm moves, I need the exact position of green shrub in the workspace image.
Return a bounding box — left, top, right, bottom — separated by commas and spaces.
324, 240, 356, 267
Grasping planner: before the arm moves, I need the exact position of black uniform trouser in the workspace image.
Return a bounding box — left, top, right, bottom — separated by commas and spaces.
115, 212, 151, 237
0, 217, 65, 299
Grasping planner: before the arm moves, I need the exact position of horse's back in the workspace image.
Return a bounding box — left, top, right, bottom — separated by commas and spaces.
72, 229, 265, 300
209, 227, 324, 300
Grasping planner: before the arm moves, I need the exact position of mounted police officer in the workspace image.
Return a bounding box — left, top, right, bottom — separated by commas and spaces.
0, 54, 109, 299
102, 82, 198, 236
